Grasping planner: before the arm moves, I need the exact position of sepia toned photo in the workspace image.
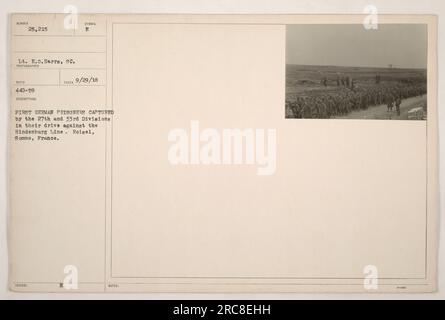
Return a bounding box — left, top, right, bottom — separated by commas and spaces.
285, 24, 427, 120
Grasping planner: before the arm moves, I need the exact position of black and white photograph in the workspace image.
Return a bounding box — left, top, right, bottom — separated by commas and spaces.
285, 24, 428, 120
1, 0, 444, 304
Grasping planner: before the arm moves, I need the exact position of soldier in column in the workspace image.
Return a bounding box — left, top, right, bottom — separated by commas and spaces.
395, 96, 402, 116
302, 99, 312, 119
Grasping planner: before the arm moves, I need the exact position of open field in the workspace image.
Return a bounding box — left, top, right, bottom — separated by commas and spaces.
286, 64, 426, 96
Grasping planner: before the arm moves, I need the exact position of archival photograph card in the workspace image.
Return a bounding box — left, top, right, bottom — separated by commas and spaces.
8, 14, 439, 293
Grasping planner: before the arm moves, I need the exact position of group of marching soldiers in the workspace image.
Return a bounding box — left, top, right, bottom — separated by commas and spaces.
321, 75, 360, 89
286, 81, 426, 119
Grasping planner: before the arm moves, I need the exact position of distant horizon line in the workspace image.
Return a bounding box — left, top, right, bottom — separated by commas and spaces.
286, 63, 427, 71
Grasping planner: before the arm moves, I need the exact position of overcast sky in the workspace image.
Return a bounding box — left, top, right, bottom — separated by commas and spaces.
286, 24, 427, 69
